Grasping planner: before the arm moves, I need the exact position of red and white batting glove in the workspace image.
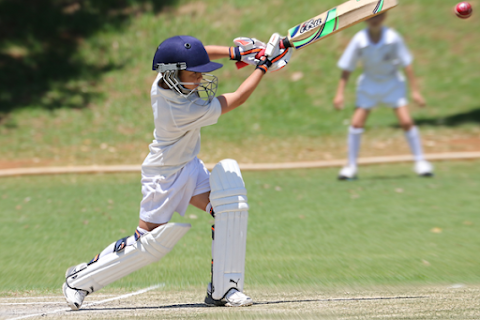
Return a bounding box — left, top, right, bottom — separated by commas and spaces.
229, 37, 266, 69
255, 47, 292, 74
261, 33, 293, 72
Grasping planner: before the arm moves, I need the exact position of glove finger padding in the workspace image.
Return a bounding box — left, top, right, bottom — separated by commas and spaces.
232, 37, 266, 65
256, 46, 293, 73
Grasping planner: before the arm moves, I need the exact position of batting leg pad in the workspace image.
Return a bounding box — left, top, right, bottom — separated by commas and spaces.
66, 223, 191, 293
210, 159, 249, 300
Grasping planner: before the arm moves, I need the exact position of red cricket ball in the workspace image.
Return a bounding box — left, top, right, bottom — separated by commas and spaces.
455, 2, 473, 19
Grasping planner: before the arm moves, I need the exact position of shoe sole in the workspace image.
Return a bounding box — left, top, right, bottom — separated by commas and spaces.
225, 300, 253, 307
204, 294, 226, 307
205, 291, 253, 307
204, 301, 225, 307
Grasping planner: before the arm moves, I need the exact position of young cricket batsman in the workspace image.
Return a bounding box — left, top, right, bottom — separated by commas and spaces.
333, 13, 433, 180
62, 35, 291, 309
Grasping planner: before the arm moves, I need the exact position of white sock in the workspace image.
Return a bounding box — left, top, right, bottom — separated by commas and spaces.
404, 126, 424, 162
347, 126, 364, 168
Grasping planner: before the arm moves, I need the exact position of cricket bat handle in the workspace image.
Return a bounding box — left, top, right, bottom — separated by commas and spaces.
265, 33, 293, 58
279, 38, 292, 50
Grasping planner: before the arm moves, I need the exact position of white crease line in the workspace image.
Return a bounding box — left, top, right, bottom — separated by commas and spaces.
0, 294, 119, 301
1, 302, 64, 305
6, 284, 163, 320
82, 284, 164, 308
0, 296, 63, 301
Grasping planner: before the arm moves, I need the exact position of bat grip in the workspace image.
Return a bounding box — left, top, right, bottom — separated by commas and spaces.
280, 38, 292, 49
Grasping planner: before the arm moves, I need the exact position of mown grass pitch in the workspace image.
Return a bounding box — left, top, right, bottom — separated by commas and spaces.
2, 161, 480, 296
2, 285, 480, 319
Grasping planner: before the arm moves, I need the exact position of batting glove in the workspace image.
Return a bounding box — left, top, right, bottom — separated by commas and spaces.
229, 37, 266, 69
255, 47, 292, 74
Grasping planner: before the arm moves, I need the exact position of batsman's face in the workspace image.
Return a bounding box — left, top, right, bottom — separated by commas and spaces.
179, 71, 203, 89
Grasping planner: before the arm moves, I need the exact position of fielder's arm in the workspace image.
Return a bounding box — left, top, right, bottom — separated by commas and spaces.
404, 65, 426, 107
333, 70, 351, 110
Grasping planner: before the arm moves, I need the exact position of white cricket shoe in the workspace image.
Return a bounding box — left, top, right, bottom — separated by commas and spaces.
338, 165, 357, 180
224, 288, 253, 307
63, 263, 89, 310
414, 160, 433, 177
204, 283, 253, 307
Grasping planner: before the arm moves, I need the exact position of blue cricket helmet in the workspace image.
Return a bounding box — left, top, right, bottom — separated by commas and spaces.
152, 35, 223, 73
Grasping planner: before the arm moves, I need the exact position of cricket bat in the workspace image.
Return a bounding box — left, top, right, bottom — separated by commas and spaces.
267, 0, 398, 55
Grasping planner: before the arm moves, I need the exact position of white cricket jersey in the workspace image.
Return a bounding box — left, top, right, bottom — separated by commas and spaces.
142, 73, 222, 177
338, 27, 412, 82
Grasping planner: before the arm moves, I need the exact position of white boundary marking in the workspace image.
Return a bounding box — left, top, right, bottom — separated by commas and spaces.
0, 152, 479, 177
6, 284, 163, 320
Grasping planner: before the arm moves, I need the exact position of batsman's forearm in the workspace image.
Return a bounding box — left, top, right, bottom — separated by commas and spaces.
236, 69, 264, 102
219, 69, 264, 114
205, 45, 230, 60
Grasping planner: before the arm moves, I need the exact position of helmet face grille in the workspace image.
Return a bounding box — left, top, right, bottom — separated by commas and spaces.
195, 74, 218, 104
161, 70, 218, 105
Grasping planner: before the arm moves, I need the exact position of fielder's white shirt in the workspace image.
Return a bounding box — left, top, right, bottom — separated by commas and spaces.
142, 73, 222, 177
338, 27, 412, 82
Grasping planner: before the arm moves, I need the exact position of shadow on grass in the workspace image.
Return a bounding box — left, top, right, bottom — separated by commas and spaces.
392, 107, 480, 128
0, 0, 176, 121
363, 175, 412, 181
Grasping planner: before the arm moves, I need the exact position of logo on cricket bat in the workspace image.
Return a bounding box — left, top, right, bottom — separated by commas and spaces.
299, 18, 323, 34
289, 8, 339, 49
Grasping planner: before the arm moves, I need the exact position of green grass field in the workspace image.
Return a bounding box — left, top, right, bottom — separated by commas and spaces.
2, 161, 480, 296
1, 0, 480, 167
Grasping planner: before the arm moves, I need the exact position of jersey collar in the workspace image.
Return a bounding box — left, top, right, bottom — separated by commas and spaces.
359, 27, 394, 48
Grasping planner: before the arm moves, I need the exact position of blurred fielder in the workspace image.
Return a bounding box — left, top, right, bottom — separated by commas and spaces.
333, 13, 433, 180
62, 35, 291, 309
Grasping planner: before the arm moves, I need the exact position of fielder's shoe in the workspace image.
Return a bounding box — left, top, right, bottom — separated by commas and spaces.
338, 165, 357, 180
63, 263, 89, 311
204, 283, 253, 307
414, 160, 433, 177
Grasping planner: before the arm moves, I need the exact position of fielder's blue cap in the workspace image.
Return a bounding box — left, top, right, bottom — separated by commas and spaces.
152, 35, 223, 72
